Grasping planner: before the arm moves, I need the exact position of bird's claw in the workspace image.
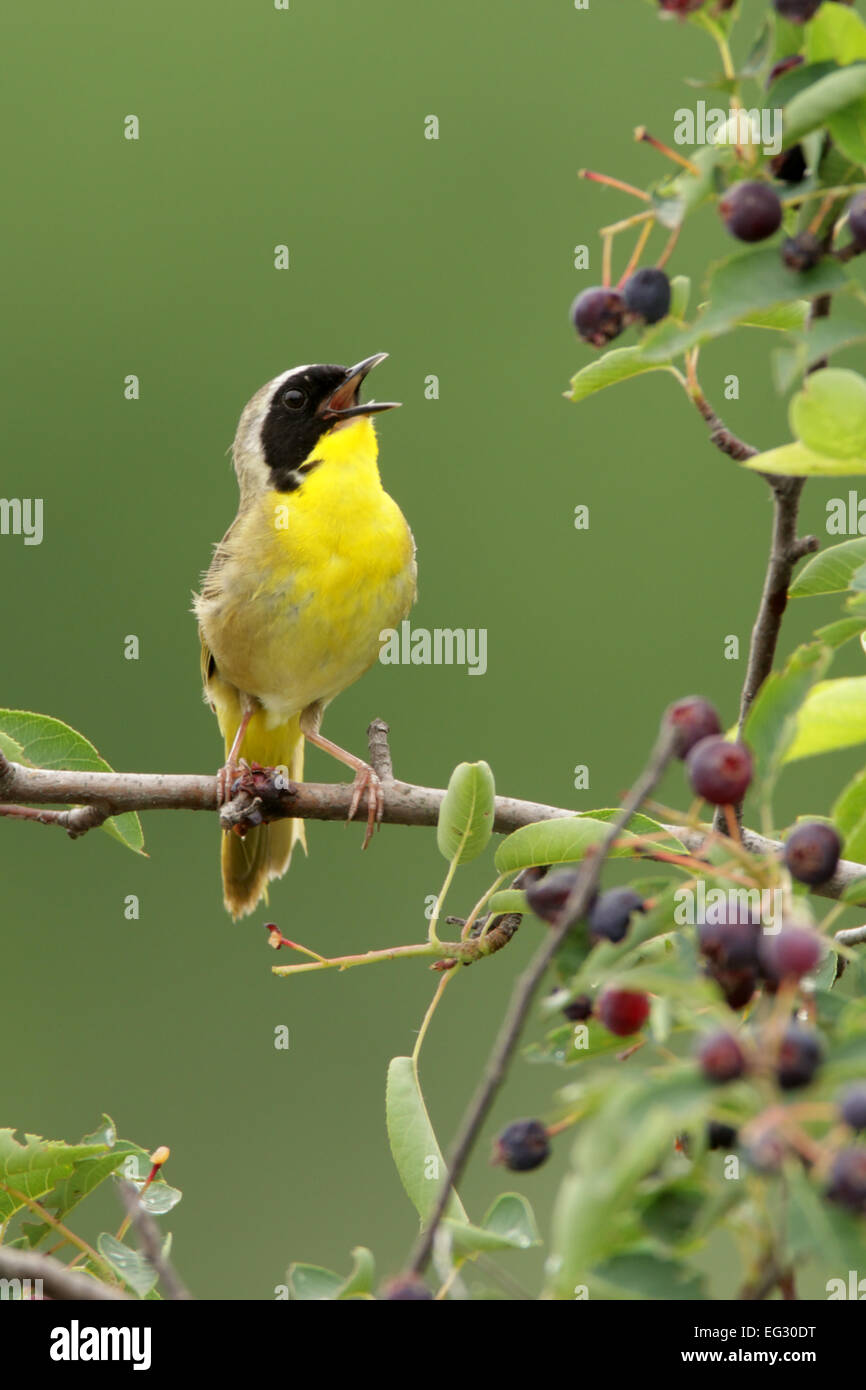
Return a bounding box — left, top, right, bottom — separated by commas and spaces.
216, 758, 251, 807
347, 764, 384, 850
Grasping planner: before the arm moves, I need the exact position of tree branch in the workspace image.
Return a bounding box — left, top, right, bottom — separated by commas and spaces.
1, 745, 864, 903
0, 1246, 131, 1301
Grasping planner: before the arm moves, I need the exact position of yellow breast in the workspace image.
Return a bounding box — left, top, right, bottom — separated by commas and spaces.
199, 418, 416, 721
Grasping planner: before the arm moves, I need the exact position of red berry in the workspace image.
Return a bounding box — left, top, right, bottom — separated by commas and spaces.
759, 925, 823, 985
588, 888, 645, 944
826, 1148, 866, 1214
571, 287, 627, 347
840, 1084, 866, 1133
598, 988, 650, 1037
849, 193, 866, 251
697, 1030, 748, 1084
666, 696, 722, 759
783, 822, 842, 886
494, 1120, 551, 1172
687, 737, 753, 805
776, 1023, 822, 1090
719, 182, 783, 243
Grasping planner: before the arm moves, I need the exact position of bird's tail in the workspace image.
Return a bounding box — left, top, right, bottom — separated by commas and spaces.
220, 708, 307, 920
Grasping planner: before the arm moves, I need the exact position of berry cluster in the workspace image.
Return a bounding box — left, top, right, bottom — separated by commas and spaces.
571, 268, 672, 348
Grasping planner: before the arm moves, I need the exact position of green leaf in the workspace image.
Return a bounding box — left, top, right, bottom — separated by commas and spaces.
436, 760, 495, 865
785, 677, 866, 760
0, 1129, 111, 1223
444, 1193, 541, 1257
790, 368, 866, 459
783, 64, 866, 145
566, 347, 679, 404
795, 303, 866, 371
832, 767, 866, 837
576, 808, 686, 855
744, 441, 866, 476
828, 102, 866, 168
842, 877, 866, 903
670, 275, 690, 318
743, 642, 832, 798
0, 709, 144, 854
740, 300, 810, 332
814, 617, 866, 648
494, 816, 640, 876
793, 538, 866, 597
640, 248, 852, 364
487, 889, 528, 915
787, 1167, 866, 1274
807, 4, 866, 66
591, 1249, 706, 1301
138, 1181, 182, 1216
96, 1233, 158, 1297
770, 61, 839, 109
286, 1263, 345, 1301
385, 1057, 468, 1224
337, 1247, 376, 1299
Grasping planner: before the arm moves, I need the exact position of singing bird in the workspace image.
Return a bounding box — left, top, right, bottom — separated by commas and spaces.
195, 354, 416, 919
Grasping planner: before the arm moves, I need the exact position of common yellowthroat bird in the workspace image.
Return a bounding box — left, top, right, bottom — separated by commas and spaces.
195, 354, 416, 919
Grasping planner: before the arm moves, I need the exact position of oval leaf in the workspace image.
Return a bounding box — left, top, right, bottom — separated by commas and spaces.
791, 538, 866, 597
743, 441, 866, 476
0, 708, 144, 854
785, 677, 866, 761
385, 1056, 468, 1224
783, 64, 866, 145
494, 816, 639, 875
436, 760, 495, 865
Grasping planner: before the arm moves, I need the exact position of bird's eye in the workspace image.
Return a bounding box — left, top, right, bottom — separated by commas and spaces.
282, 388, 306, 410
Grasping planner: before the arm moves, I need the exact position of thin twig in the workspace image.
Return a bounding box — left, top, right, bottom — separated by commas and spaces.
403, 719, 678, 1278
117, 1180, 191, 1300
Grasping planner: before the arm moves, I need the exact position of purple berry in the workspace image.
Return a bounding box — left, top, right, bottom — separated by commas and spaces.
759, 925, 823, 985
710, 965, 758, 1011
563, 993, 593, 1022
770, 144, 807, 184
687, 737, 753, 806
826, 1148, 866, 1214
697, 1030, 749, 1084
849, 193, 866, 251
782, 231, 823, 271
571, 287, 627, 348
659, 0, 705, 12
767, 56, 804, 89
783, 822, 842, 886
525, 868, 583, 924
623, 268, 671, 325
772, 0, 824, 22
698, 903, 762, 971
666, 696, 722, 759
840, 1084, 866, 1132
494, 1120, 551, 1172
776, 1023, 822, 1090
382, 1278, 434, 1300
719, 182, 783, 243
588, 888, 645, 944
707, 1120, 738, 1150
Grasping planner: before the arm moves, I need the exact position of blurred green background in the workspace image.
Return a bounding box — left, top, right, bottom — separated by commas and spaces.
3, 0, 865, 1298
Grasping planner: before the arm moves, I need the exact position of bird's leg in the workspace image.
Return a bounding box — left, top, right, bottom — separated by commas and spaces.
217, 703, 255, 807
300, 717, 384, 850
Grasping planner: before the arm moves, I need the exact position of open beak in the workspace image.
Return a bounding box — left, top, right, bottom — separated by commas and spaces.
320, 353, 401, 420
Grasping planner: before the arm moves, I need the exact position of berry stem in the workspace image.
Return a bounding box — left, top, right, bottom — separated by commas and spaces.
412, 973, 453, 1066
578, 168, 651, 202
655, 224, 681, 271
634, 126, 699, 176
617, 218, 654, 288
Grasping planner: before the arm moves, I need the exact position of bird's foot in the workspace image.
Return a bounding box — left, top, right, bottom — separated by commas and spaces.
347, 763, 384, 850
216, 758, 250, 808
